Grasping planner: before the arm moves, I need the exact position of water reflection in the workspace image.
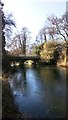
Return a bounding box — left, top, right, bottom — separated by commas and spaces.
9, 66, 66, 118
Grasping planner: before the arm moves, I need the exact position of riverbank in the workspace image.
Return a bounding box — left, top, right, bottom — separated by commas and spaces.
57, 60, 68, 68
2, 78, 24, 119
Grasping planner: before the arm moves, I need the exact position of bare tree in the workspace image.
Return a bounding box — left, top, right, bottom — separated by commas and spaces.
17, 27, 31, 55
39, 28, 47, 42
4, 13, 16, 44
35, 27, 47, 45
47, 14, 67, 41
2, 7, 16, 54
8, 27, 31, 55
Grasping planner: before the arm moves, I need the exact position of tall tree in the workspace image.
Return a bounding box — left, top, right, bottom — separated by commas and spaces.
35, 28, 47, 45
47, 14, 67, 41
4, 13, 16, 49
20, 27, 31, 55
2, 2, 16, 55
8, 27, 31, 55
39, 28, 47, 42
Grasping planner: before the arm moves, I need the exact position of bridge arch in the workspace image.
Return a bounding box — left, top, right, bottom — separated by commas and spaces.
9, 55, 40, 67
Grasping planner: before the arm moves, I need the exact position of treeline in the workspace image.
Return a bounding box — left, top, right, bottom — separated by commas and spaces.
31, 40, 68, 66
31, 14, 68, 66
1, 1, 68, 67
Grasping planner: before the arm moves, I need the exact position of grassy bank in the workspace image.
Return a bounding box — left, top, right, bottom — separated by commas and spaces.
2, 79, 24, 119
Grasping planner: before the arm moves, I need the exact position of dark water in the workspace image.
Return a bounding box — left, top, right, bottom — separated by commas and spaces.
9, 66, 66, 118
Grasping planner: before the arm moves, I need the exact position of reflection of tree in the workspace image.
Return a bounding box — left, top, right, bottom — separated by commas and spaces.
23, 67, 27, 86
11, 68, 27, 92
39, 67, 66, 117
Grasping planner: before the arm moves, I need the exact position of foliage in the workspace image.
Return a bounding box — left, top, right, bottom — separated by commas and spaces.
57, 40, 68, 66
33, 12, 68, 65
39, 41, 62, 63
35, 43, 44, 56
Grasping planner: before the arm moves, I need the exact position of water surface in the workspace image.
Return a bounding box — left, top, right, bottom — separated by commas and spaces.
9, 66, 66, 118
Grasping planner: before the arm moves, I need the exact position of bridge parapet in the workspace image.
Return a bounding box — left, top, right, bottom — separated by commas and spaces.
7, 55, 40, 63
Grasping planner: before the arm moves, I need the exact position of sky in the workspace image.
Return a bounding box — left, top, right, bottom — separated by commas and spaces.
2, 0, 67, 42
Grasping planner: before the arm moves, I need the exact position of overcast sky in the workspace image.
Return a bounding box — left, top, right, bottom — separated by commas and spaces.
2, 0, 67, 42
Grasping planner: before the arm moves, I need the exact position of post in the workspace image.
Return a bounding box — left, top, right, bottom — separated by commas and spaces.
66, 1, 68, 66
66, 1, 68, 40
0, 1, 2, 119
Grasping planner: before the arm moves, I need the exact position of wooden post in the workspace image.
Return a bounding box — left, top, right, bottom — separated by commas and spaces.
0, 1, 3, 119
66, 1, 68, 66
66, 1, 68, 40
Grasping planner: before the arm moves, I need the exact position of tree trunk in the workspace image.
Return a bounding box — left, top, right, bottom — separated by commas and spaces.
23, 36, 26, 55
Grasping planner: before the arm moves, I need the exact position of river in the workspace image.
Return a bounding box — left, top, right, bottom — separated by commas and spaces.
8, 66, 66, 118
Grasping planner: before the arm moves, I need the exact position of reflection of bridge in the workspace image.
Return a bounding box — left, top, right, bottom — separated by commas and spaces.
8, 55, 40, 65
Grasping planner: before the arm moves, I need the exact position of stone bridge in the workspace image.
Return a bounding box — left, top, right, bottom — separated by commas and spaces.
7, 55, 40, 65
